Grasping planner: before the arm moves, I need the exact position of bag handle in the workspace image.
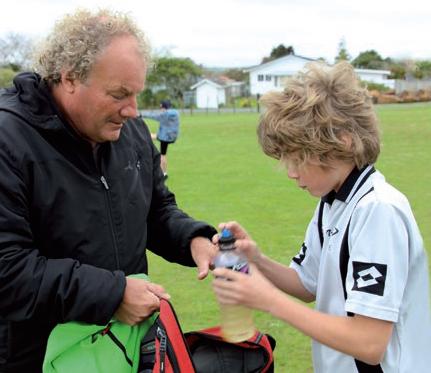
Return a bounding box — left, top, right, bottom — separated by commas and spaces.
156, 299, 196, 373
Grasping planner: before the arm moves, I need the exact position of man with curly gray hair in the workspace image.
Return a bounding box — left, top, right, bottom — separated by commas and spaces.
0, 8, 216, 372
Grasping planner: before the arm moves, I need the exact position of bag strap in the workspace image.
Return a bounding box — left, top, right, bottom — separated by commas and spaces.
251, 332, 275, 372
153, 299, 195, 373
93, 323, 134, 367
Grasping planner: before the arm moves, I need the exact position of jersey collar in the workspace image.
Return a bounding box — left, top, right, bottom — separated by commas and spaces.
322, 165, 376, 205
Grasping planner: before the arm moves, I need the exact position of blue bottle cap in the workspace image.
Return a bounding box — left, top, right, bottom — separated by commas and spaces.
220, 228, 232, 239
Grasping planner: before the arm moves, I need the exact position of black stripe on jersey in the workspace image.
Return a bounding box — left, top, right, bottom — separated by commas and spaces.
340, 219, 352, 302
355, 359, 384, 372
339, 187, 375, 300
317, 201, 325, 248
338, 186, 384, 372
350, 166, 376, 201
318, 166, 376, 250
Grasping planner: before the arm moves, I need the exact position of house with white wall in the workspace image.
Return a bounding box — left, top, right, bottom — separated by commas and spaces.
246, 54, 394, 95
247, 54, 315, 95
354, 68, 394, 89
190, 79, 226, 109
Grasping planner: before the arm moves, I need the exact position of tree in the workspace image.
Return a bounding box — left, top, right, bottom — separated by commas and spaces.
351, 50, 386, 69
261, 44, 295, 64
0, 32, 33, 71
223, 68, 248, 82
141, 57, 202, 107
415, 60, 431, 79
389, 62, 406, 79
335, 38, 350, 62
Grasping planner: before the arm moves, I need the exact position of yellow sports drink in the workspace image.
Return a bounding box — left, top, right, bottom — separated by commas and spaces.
219, 303, 255, 342
214, 228, 255, 342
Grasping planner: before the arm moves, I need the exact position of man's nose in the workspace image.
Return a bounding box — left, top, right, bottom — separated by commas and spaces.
120, 97, 138, 118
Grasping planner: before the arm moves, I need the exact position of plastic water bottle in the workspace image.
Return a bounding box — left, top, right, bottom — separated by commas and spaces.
213, 228, 255, 343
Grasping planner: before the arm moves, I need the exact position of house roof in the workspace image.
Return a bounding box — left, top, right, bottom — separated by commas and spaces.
190, 79, 224, 90
354, 68, 391, 76
245, 54, 316, 73
245, 54, 390, 77
190, 77, 244, 90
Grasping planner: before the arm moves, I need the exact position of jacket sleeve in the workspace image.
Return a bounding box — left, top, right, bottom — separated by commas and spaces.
0, 139, 125, 326
143, 128, 217, 265
141, 112, 162, 122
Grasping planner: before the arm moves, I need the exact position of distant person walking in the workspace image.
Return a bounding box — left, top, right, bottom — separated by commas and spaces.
142, 100, 179, 179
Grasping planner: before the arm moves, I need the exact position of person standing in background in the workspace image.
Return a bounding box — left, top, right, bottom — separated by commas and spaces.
142, 99, 180, 179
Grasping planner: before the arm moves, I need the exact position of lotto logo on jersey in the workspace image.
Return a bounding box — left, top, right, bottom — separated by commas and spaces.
352, 261, 387, 296
292, 243, 307, 266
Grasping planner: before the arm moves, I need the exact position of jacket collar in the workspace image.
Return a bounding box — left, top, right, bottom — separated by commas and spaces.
0, 72, 65, 131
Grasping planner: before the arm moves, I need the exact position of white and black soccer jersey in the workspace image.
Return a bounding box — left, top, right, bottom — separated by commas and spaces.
290, 165, 431, 373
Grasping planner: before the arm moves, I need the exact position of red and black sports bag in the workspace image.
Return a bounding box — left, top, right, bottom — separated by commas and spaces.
139, 299, 276, 373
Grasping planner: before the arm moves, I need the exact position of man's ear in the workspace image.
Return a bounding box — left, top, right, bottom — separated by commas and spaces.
60, 71, 77, 93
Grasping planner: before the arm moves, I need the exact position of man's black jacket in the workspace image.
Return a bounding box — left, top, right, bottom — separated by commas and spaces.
0, 73, 216, 371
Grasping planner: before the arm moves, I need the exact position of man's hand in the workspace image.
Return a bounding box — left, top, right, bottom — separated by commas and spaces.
114, 277, 170, 325
190, 236, 217, 280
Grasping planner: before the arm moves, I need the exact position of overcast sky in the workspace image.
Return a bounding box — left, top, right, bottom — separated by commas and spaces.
1, 0, 430, 68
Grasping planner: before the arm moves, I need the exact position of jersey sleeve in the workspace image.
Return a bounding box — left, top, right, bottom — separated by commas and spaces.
289, 204, 322, 295
345, 199, 410, 322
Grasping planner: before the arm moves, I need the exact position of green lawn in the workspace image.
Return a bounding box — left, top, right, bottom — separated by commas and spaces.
145, 102, 431, 372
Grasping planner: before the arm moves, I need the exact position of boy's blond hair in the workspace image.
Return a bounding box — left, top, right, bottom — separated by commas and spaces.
257, 61, 380, 169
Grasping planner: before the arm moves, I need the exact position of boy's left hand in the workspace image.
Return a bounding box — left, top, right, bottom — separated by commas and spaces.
212, 264, 278, 312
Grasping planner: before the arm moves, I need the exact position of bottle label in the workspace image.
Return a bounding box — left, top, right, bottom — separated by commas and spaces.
231, 262, 249, 274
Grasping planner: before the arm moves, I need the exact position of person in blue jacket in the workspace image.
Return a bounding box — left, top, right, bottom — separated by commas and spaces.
142, 100, 179, 179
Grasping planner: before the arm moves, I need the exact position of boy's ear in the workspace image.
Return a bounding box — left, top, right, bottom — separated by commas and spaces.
340, 133, 353, 150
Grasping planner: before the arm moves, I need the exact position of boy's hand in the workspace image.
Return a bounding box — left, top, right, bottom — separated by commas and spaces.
212, 264, 278, 312
214, 221, 263, 264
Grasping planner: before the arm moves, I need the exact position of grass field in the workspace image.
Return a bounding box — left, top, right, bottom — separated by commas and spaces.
144, 102, 431, 372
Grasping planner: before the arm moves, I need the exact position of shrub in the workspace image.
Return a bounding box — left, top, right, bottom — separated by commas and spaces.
0, 67, 16, 88
363, 80, 391, 93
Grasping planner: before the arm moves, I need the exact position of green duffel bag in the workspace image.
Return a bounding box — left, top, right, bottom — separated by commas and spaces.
43, 274, 157, 373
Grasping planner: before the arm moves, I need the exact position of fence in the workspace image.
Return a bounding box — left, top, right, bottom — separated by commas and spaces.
395, 79, 431, 94
141, 107, 261, 116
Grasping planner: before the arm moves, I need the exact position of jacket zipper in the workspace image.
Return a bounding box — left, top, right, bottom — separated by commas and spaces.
100, 175, 121, 269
